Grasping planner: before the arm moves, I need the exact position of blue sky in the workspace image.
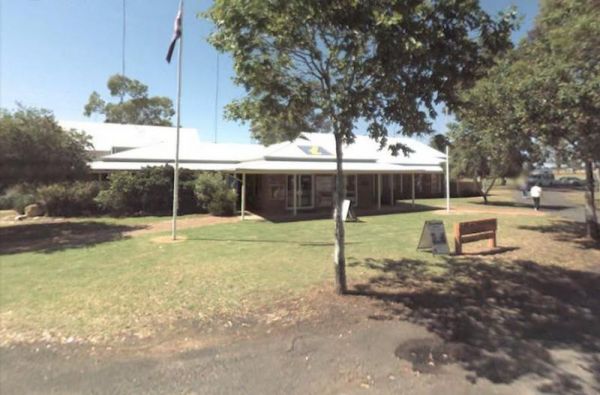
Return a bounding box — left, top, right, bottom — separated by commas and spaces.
0, 0, 538, 143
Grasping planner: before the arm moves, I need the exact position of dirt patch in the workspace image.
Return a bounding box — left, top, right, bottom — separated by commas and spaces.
150, 235, 188, 244
126, 215, 238, 237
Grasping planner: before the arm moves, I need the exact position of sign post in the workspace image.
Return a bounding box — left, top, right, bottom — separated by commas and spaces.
417, 220, 450, 255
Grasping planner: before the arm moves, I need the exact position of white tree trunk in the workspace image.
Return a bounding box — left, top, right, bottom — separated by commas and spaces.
333, 133, 347, 294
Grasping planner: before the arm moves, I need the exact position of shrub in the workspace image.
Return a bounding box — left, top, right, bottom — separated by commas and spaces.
0, 184, 37, 214
37, 181, 104, 217
96, 166, 198, 215
194, 172, 237, 216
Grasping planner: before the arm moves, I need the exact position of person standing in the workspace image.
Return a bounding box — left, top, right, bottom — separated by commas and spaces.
530, 183, 543, 211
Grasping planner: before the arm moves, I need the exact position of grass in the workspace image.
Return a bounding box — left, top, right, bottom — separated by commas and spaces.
1, 191, 598, 344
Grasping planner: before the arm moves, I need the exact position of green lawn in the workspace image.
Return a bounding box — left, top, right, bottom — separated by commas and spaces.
0, 203, 557, 344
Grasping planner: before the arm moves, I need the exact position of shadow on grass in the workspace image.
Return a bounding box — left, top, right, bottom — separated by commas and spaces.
0, 221, 146, 255
472, 200, 572, 211
519, 220, 600, 250
255, 203, 441, 223
349, 257, 600, 394
458, 246, 520, 256
185, 236, 361, 247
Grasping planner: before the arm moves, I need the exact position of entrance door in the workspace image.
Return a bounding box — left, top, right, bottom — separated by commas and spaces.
286, 174, 314, 209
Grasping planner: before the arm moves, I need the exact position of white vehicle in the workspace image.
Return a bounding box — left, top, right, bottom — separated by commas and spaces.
527, 169, 555, 187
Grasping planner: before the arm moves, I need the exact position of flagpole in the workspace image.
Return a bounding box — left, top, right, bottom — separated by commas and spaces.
172, 0, 183, 240
445, 145, 450, 213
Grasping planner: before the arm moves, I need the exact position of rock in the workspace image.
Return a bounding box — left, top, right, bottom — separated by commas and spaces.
24, 203, 45, 217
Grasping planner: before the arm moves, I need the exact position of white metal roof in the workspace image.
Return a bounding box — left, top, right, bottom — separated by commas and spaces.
261, 134, 446, 164
90, 131, 445, 173
235, 160, 442, 174
59, 121, 199, 152
101, 138, 264, 163
90, 161, 236, 172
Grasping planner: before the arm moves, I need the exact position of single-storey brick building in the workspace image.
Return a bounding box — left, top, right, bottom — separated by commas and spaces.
87, 127, 450, 217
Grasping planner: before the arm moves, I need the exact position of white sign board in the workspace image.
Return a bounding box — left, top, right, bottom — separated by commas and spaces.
417, 220, 450, 255
341, 199, 357, 222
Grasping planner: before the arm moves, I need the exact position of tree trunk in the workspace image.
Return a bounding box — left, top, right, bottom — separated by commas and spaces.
333, 132, 347, 294
475, 178, 488, 205
584, 160, 599, 241
477, 177, 496, 205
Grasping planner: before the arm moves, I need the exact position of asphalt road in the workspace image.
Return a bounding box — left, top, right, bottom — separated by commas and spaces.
514, 187, 597, 222
1, 320, 589, 395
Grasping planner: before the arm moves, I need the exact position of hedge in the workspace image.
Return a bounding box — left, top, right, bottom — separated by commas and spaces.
95, 166, 198, 215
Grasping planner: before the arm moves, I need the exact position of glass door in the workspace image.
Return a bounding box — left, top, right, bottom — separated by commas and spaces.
286, 175, 314, 209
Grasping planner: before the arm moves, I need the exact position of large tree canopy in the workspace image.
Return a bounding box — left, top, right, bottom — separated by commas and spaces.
84, 74, 175, 126
0, 107, 91, 188
456, 0, 600, 239
206, 0, 516, 293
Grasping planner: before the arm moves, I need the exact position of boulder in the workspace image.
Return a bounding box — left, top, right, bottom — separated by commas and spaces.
24, 203, 45, 218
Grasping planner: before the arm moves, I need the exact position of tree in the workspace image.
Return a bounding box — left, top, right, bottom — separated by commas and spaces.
459, 0, 600, 239
447, 122, 524, 204
520, 0, 600, 240
84, 74, 175, 126
206, 0, 516, 294
448, 52, 542, 203
429, 133, 450, 152
0, 106, 91, 188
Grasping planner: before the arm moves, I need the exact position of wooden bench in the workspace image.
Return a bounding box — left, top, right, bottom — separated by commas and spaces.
453, 218, 497, 255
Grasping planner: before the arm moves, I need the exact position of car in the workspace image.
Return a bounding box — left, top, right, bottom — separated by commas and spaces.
558, 176, 584, 187
527, 172, 555, 187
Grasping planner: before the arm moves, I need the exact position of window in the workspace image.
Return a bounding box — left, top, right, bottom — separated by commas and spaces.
286, 175, 314, 209
315, 175, 334, 207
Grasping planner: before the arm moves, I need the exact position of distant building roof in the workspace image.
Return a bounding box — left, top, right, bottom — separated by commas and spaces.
59, 121, 199, 153
90, 132, 446, 173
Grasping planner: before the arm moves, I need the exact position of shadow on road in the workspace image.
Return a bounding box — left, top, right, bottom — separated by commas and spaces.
0, 221, 145, 255
349, 257, 600, 394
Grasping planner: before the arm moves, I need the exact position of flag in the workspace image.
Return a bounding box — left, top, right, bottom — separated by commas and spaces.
166, 2, 182, 63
